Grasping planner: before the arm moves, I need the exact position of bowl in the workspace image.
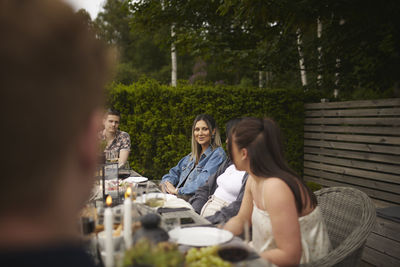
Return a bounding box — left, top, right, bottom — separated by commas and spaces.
217, 245, 249, 262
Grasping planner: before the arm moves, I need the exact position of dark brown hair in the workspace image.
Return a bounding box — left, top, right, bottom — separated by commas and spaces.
0, 0, 113, 213
228, 117, 317, 213
106, 109, 121, 118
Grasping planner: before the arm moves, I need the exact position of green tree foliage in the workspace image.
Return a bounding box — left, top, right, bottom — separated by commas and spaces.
127, 1, 267, 85
83, 0, 399, 94
317, 0, 400, 94
219, 0, 400, 94
92, 0, 175, 84
75, 8, 94, 29
107, 79, 324, 179
129, 0, 399, 94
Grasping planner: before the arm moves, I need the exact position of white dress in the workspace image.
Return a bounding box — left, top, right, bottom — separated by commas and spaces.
252, 201, 331, 266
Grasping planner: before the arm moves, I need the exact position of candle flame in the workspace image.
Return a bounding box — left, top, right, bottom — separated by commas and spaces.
106, 195, 112, 207
125, 187, 132, 199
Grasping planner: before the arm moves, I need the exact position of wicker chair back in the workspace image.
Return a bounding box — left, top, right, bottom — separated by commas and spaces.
301, 187, 376, 267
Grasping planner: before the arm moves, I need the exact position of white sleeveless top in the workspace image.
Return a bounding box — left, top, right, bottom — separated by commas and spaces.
214, 165, 245, 203
251, 185, 331, 265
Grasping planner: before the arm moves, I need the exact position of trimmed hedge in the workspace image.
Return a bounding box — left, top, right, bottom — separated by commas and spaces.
107, 79, 323, 179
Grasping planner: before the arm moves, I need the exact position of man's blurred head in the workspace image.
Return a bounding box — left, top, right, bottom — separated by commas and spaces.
0, 0, 113, 216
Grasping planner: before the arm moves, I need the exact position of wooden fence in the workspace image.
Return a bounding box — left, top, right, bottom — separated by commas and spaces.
304, 98, 400, 207
304, 98, 400, 266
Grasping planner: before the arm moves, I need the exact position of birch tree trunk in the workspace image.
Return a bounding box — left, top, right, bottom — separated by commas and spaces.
317, 18, 322, 86
171, 24, 177, 87
266, 71, 272, 88
334, 58, 340, 98
258, 71, 263, 88
296, 28, 308, 87
334, 19, 345, 98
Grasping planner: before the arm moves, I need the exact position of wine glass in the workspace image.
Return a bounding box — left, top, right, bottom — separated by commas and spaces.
118, 161, 130, 179
118, 161, 129, 170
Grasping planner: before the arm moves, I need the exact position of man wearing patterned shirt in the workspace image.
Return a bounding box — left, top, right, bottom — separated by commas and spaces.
99, 109, 131, 166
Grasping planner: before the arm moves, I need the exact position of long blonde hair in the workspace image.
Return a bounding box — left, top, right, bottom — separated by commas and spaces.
190, 114, 222, 164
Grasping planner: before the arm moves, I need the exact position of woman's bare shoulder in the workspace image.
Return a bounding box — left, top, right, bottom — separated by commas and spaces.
263, 177, 295, 207
263, 177, 289, 190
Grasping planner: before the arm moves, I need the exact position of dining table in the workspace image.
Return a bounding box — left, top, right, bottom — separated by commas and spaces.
90, 170, 268, 266
131, 178, 267, 267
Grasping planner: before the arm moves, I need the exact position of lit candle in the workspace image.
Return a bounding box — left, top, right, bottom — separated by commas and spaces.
105, 195, 114, 267
123, 187, 132, 248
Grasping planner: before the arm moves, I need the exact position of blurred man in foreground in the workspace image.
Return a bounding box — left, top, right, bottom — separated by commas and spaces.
0, 0, 112, 266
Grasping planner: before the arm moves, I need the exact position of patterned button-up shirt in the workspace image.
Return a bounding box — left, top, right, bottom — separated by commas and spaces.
99, 130, 131, 155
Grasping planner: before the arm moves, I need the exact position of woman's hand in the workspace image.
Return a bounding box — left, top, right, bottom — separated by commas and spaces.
160, 182, 167, 193
163, 181, 178, 195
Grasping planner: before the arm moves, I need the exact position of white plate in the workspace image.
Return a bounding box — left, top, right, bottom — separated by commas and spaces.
135, 193, 177, 203
123, 176, 148, 183
168, 227, 233, 246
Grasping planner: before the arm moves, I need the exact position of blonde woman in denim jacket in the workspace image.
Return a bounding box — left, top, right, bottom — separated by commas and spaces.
161, 114, 226, 200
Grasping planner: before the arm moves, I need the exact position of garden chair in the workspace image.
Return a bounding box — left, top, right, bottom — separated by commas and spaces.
301, 187, 376, 267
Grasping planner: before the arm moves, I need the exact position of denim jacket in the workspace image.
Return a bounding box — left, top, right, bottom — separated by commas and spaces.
161, 146, 226, 195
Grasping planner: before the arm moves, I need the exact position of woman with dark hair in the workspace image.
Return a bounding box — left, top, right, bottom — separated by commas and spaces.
224, 118, 330, 266
161, 114, 226, 198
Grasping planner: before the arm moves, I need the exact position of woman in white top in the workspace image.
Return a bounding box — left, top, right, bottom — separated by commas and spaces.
200, 164, 245, 217
199, 118, 246, 217
224, 118, 331, 266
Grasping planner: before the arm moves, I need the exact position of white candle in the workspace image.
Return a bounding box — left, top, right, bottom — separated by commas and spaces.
104, 196, 114, 267
123, 187, 132, 248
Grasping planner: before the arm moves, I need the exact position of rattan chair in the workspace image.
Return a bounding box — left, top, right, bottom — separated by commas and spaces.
301, 187, 376, 267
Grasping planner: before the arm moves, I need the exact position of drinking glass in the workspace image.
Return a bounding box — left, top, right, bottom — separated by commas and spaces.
131, 183, 138, 201
105, 150, 118, 163
104, 150, 111, 161
135, 186, 144, 203
118, 161, 131, 179
118, 161, 130, 171
143, 181, 150, 203
81, 203, 97, 234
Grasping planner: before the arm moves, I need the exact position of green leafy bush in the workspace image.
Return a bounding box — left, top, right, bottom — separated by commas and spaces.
107, 79, 323, 179
306, 181, 323, 192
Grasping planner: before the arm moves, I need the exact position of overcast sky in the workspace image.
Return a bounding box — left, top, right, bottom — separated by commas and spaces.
63, 0, 104, 19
